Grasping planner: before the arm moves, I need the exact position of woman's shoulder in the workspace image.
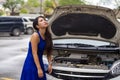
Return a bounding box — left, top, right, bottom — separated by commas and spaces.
32, 32, 38, 37
30, 32, 39, 41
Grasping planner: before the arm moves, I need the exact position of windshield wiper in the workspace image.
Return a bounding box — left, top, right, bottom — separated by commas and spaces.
54, 43, 94, 48
98, 45, 117, 48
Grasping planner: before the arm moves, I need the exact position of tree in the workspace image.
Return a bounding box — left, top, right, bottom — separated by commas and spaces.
20, 8, 28, 14
23, 0, 40, 14
43, 0, 86, 16
26, 0, 40, 7
52, 0, 58, 8
58, 0, 86, 6
3, 0, 24, 15
0, 10, 4, 16
43, 0, 58, 16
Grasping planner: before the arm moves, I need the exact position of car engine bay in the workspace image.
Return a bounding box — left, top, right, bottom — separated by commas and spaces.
52, 46, 120, 70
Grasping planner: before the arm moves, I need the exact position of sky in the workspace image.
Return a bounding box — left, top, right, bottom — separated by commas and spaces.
85, 0, 118, 9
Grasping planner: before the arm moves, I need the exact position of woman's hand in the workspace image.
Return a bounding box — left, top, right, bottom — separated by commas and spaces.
38, 69, 43, 78
48, 64, 52, 74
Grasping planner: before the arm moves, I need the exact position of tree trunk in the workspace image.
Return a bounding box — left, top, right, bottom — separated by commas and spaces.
10, 7, 19, 16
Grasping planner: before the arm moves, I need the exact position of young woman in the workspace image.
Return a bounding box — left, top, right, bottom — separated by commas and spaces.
20, 16, 53, 80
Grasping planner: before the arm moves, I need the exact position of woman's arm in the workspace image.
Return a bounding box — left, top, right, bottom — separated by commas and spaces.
31, 32, 43, 77
47, 53, 52, 65
47, 51, 53, 74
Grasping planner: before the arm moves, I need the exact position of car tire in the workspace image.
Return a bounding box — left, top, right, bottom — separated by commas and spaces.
26, 27, 34, 35
11, 28, 21, 36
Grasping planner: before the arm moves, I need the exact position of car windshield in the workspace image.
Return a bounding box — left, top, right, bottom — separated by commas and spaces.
53, 39, 117, 47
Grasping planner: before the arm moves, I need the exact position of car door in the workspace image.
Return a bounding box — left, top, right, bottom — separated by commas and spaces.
0, 17, 13, 32
0, 17, 8, 32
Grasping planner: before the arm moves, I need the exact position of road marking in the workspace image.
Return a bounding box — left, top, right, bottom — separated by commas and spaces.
0, 77, 14, 80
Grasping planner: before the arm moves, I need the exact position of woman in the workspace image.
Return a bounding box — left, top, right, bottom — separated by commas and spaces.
21, 16, 53, 80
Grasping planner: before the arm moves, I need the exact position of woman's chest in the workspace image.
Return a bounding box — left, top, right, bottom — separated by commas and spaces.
38, 41, 46, 50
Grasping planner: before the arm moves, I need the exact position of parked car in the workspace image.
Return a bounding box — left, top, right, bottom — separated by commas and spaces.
28, 17, 35, 22
0, 16, 26, 36
22, 17, 35, 34
48, 5, 120, 80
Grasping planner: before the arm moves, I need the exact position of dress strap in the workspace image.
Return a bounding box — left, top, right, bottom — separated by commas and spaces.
37, 31, 45, 41
37, 31, 41, 40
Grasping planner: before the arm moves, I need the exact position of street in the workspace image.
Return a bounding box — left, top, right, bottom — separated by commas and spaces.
0, 34, 61, 80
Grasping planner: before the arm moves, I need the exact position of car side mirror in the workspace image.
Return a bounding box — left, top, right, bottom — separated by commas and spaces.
104, 60, 120, 79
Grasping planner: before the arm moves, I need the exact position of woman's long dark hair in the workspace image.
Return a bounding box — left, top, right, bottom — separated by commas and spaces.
33, 16, 53, 56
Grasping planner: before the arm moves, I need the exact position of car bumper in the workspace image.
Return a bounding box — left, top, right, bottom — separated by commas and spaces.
52, 66, 110, 79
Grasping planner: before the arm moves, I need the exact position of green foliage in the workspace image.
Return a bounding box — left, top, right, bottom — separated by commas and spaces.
59, 0, 85, 6
44, 0, 53, 8
3, 0, 24, 9
20, 8, 28, 13
3, 0, 24, 15
21, 0, 40, 14
0, 10, 4, 16
43, 0, 55, 15
26, 0, 40, 7
43, 0, 86, 15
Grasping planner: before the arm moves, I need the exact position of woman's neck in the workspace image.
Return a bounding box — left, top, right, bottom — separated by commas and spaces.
39, 28, 46, 36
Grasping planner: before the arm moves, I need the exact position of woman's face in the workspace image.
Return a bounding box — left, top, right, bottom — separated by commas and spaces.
37, 17, 48, 29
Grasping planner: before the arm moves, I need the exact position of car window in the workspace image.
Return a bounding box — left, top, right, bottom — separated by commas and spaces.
23, 18, 28, 22
1, 18, 12, 22
13, 18, 23, 22
0, 17, 23, 22
29, 19, 35, 22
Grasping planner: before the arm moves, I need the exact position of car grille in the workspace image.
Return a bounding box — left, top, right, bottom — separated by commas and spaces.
51, 66, 109, 80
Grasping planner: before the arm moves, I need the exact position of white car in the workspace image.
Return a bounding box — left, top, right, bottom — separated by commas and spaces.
22, 17, 35, 34
48, 5, 120, 80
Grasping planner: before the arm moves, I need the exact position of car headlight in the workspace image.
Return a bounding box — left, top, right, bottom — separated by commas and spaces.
110, 60, 120, 76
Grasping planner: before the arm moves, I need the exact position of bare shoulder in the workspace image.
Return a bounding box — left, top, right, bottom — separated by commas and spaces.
30, 32, 39, 42
32, 32, 38, 37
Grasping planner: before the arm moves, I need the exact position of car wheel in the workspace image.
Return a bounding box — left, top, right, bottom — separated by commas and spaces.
11, 28, 21, 36
26, 27, 34, 34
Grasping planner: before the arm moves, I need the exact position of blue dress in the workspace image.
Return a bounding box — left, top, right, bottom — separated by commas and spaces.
20, 31, 46, 80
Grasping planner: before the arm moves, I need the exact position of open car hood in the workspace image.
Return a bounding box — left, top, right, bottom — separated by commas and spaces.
48, 5, 120, 44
